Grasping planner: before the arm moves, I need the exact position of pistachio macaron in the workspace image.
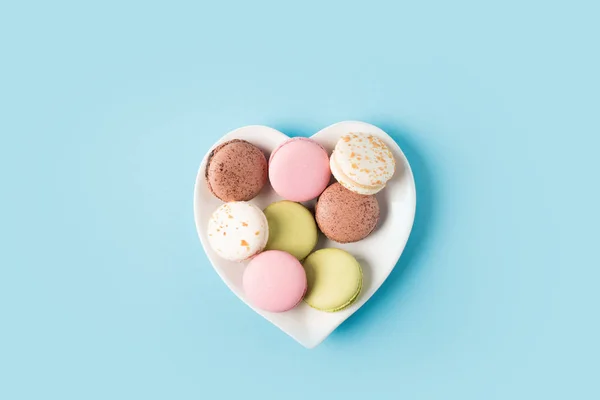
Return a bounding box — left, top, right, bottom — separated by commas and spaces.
303, 248, 362, 312
264, 201, 318, 260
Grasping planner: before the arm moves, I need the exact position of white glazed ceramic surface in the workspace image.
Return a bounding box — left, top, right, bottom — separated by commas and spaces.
194, 121, 416, 348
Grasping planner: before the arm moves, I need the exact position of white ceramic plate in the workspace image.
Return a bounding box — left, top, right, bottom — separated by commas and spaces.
194, 121, 416, 348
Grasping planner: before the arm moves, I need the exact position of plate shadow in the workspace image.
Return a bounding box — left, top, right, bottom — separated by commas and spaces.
331, 122, 439, 340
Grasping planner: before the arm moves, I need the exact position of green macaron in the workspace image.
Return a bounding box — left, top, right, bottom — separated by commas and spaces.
303, 248, 363, 312
264, 201, 318, 260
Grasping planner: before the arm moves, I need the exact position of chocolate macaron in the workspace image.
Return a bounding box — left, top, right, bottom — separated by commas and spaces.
315, 182, 380, 243
205, 139, 268, 202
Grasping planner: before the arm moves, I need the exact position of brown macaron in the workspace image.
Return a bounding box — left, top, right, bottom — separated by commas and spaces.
315, 182, 380, 243
205, 139, 268, 202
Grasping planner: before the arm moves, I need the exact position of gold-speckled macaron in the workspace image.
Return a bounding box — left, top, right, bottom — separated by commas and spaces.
329, 133, 395, 195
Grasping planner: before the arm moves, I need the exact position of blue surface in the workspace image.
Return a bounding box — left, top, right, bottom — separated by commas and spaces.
1, 1, 599, 399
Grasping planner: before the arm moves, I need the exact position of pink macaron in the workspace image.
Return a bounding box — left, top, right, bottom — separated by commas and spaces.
269, 137, 331, 202
243, 250, 307, 313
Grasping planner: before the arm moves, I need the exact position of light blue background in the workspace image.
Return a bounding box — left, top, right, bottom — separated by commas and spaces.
1, 1, 599, 399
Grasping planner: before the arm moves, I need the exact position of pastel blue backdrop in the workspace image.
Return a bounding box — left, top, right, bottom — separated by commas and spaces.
1, 1, 598, 399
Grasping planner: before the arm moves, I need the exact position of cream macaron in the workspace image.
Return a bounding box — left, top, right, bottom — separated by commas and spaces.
207, 201, 269, 262
330, 132, 395, 195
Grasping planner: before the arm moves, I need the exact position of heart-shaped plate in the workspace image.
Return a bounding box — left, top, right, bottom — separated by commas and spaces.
194, 121, 416, 348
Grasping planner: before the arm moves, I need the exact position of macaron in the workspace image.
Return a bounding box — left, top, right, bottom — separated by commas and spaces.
315, 183, 379, 243
330, 132, 395, 195
269, 137, 331, 202
207, 202, 268, 262
243, 250, 307, 312
264, 201, 318, 260
303, 248, 362, 312
205, 139, 268, 202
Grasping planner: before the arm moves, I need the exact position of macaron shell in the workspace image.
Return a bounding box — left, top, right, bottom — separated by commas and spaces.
206, 139, 268, 202
207, 202, 268, 262
303, 248, 362, 312
331, 272, 362, 312
330, 154, 382, 195
315, 183, 380, 243
243, 250, 307, 313
331, 133, 395, 194
264, 201, 318, 260
269, 137, 331, 202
